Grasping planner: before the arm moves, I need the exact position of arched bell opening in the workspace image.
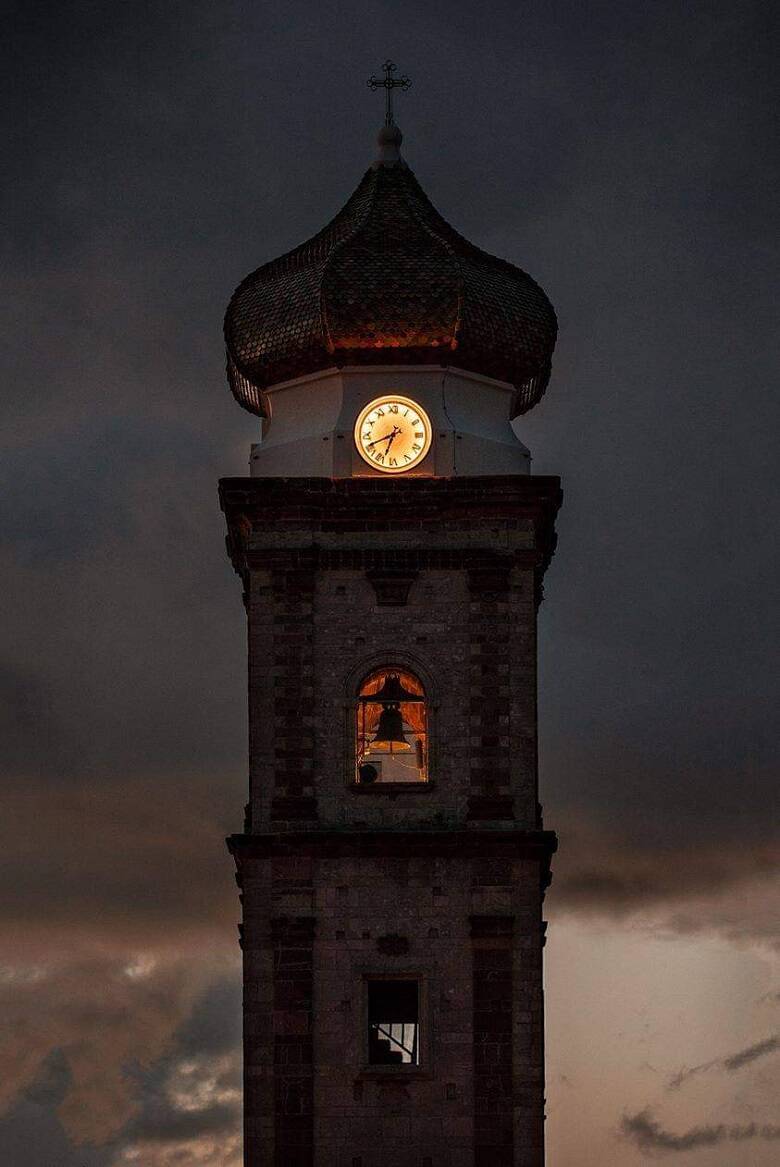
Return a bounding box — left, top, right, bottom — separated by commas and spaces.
355, 667, 428, 785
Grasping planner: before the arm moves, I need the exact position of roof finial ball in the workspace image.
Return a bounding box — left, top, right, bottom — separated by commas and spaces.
368, 60, 410, 166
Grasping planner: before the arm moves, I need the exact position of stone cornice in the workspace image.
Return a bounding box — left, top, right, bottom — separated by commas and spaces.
219, 475, 562, 597
227, 828, 558, 889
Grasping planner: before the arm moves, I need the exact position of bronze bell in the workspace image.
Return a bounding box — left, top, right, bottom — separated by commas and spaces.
370, 704, 411, 752
373, 673, 423, 703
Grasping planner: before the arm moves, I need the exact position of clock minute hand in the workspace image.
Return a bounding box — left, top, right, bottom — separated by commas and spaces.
366, 426, 401, 449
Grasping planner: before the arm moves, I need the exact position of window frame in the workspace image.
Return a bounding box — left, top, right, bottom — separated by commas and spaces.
359, 971, 431, 1078
343, 655, 437, 793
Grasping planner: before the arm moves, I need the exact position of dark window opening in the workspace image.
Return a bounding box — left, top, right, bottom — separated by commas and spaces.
356, 668, 428, 784
367, 979, 419, 1065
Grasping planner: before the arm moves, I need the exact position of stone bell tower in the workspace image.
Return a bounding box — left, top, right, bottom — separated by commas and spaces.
221, 65, 562, 1167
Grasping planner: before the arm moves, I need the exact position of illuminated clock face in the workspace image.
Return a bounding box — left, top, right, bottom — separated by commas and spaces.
354, 395, 433, 473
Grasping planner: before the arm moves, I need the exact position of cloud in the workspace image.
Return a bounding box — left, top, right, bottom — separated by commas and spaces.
0, 950, 238, 1145
620, 1109, 780, 1154
111, 1132, 243, 1167
175, 978, 242, 1059
1, 1, 777, 1164
0, 1042, 244, 1167
668, 1033, 779, 1090
0, 1082, 113, 1167
126, 1096, 238, 1143
111, 1048, 242, 1166
551, 818, 778, 913
723, 1035, 780, 1072
0, 774, 239, 955
548, 818, 780, 950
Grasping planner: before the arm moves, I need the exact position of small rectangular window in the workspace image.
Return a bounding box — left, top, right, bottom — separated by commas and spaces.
367, 979, 419, 1065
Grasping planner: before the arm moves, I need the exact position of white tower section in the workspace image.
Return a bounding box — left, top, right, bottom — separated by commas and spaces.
249, 365, 531, 477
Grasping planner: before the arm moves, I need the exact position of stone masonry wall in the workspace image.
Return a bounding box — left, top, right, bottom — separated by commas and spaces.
222, 476, 561, 1167
223, 476, 560, 835
233, 840, 549, 1167
247, 554, 541, 831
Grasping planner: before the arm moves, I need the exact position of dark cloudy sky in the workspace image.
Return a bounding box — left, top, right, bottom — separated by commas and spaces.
2, 1, 778, 1164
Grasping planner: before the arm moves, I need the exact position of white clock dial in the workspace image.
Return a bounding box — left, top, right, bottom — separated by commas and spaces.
354, 395, 433, 473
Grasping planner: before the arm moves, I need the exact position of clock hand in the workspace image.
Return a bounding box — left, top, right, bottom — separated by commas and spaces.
366, 426, 401, 449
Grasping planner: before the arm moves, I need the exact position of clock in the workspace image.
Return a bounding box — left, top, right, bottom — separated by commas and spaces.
354, 395, 433, 473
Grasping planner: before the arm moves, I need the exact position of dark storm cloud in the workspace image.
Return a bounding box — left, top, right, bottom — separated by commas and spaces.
668, 1034, 780, 1090
620, 1109, 780, 1154
20, 1049, 71, 1108
176, 975, 242, 1058
724, 1035, 780, 1072
0, 774, 239, 974
126, 1098, 239, 1143
2, 0, 776, 849
0, 950, 240, 1149
0, 1097, 113, 1167
7, 0, 777, 818
552, 833, 776, 912
547, 817, 779, 947
2, 0, 778, 1157
0, 1051, 114, 1166
118, 1024, 243, 1142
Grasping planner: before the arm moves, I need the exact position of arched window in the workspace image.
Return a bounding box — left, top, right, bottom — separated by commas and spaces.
355, 667, 428, 785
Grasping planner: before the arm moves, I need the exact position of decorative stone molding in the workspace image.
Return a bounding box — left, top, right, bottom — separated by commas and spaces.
365, 568, 419, 606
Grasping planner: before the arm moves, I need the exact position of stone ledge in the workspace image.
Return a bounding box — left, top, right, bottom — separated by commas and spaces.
348, 781, 436, 797
220, 475, 562, 600
228, 828, 557, 874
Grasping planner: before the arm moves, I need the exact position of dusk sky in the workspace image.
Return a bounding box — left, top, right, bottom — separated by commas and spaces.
2, 1, 778, 1164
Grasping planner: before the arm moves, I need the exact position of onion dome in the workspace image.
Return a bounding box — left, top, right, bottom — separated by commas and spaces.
225, 126, 557, 417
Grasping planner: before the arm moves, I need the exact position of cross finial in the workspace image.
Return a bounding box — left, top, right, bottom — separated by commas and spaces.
367, 60, 411, 127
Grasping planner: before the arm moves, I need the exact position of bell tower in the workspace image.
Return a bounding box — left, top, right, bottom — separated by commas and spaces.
221, 68, 562, 1167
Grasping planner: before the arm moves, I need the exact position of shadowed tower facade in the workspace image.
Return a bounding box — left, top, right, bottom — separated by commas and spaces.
221, 70, 562, 1167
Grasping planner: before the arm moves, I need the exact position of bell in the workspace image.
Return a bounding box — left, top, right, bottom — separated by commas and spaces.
373, 674, 424, 703
370, 704, 412, 752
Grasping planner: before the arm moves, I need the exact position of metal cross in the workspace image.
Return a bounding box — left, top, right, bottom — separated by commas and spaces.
367, 60, 411, 126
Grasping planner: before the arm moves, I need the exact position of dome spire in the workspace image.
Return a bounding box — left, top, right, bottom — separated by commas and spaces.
225, 73, 557, 419
367, 60, 410, 166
